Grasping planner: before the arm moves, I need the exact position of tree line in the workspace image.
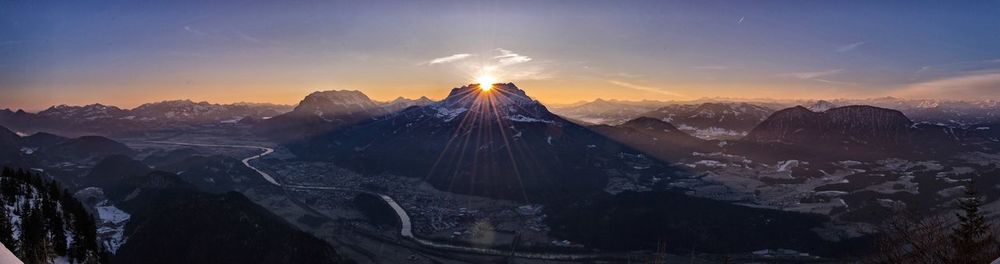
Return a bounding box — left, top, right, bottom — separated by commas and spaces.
867, 182, 1000, 264
0, 167, 106, 263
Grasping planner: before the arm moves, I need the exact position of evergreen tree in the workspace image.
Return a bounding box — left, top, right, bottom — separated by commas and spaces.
19, 209, 50, 263
0, 203, 15, 253
950, 183, 998, 264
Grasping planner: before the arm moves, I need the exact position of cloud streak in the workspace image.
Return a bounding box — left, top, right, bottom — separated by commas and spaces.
779, 69, 843, 79
494, 49, 532, 65
183, 26, 208, 36
895, 72, 1000, 100
427, 53, 472, 65
691, 65, 728, 70
608, 80, 687, 98
836, 41, 866, 52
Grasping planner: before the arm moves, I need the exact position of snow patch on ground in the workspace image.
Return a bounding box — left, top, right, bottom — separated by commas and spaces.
505, 114, 555, 123
95, 201, 130, 253
676, 124, 747, 140
434, 107, 467, 122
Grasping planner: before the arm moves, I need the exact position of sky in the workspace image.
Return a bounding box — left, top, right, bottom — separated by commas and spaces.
2, 0, 1000, 110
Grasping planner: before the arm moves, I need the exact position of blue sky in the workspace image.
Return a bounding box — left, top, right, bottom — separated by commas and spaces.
2, 0, 999, 109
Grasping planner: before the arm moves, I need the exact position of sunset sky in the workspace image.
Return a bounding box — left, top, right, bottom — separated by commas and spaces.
2, 1, 1000, 110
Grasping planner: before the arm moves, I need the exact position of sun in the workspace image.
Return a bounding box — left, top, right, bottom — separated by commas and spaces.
477, 75, 496, 91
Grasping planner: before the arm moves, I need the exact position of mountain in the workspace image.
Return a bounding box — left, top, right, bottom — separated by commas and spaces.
38, 104, 128, 121
113, 191, 344, 264
130, 100, 290, 123
810, 97, 1000, 127
740, 105, 974, 161
0, 168, 105, 263
152, 154, 266, 192
381, 96, 435, 112
291, 83, 684, 201
807, 100, 837, 112
589, 117, 712, 161
0, 125, 17, 147
255, 90, 386, 141
42, 136, 135, 161
19, 132, 69, 149
85, 155, 152, 183
641, 102, 774, 140
549, 98, 662, 125
0, 101, 292, 137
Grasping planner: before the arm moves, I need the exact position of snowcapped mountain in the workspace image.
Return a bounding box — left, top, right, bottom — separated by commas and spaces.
549, 98, 662, 125
0, 101, 292, 137
381, 96, 435, 112
38, 104, 127, 121
290, 83, 684, 201
806, 100, 837, 112
641, 102, 774, 140
130, 100, 290, 122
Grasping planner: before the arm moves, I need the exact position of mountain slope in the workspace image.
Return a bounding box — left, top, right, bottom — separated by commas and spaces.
641, 102, 774, 139
550, 99, 662, 125
113, 191, 343, 264
0, 168, 105, 263
42, 136, 135, 161
590, 117, 712, 161
256, 90, 386, 141
738, 105, 977, 161
292, 83, 684, 201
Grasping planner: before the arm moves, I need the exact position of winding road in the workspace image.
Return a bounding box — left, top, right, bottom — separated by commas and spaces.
143, 141, 609, 261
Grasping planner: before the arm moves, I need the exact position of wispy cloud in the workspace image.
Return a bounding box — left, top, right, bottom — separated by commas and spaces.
608, 80, 687, 98
779, 69, 843, 79
895, 72, 1000, 99
913, 59, 1000, 75
691, 65, 728, 70
238, 32, 263, 44
183, 26, 208, 36
836, 41, 866, 52
494, 49, 532, 65
426, 53, 472, 65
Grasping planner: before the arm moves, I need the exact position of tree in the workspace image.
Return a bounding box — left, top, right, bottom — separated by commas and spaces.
19, 209, 50, 263
864, 211, 952, 264
0, 204, 15, 253
949, 183, 999, 264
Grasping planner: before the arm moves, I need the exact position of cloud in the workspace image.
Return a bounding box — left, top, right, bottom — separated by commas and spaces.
691, 65, 728, 70
494, 49, 532, 65
836, 41, 866, 52
427, 53, 472, 65
608, 80, 687, 98
779, 69, 843, 79
894, 72, 1000, 100
913, 59, 1000, 75
238, 32, 263, 44
183, 26, 208, 36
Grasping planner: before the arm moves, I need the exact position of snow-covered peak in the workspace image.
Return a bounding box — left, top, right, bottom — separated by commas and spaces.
807, 100, 837, 112
431, 83, 559, 123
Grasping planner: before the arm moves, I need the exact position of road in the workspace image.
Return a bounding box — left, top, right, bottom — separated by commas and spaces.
143, 141, 611, 261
